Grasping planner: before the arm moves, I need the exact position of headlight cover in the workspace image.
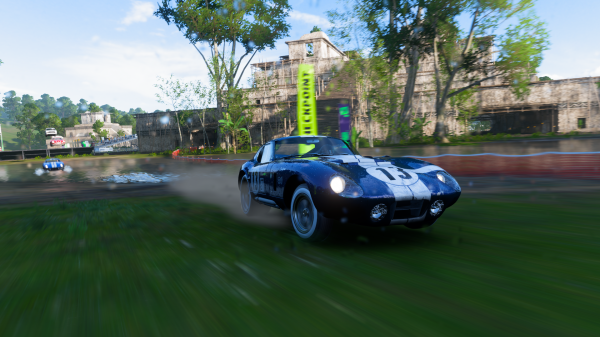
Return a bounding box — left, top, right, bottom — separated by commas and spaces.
436, 171, 461, 192
330, 176, 345, 193
330, 174, 363, 198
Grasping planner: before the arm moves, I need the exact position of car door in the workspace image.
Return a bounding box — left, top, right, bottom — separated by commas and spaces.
249, 142, 273, 199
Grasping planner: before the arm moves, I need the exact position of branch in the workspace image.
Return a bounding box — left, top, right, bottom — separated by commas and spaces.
462, 7, 480, 56
193, 44, 215, 79
447, 74, 499, 99
234, 50, 258, 88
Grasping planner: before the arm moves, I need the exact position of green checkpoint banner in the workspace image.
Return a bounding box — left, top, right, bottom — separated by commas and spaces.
297, 64, 318, 137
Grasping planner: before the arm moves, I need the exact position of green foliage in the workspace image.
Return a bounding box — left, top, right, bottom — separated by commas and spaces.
92, 120, 104, 135
88, 103, 102, 113
14, 103, 40, 150
539, 76, 552, 81
310, 26, 322, 33
117, 129, 125, 137
35, 94, 57, 114
450, 88, 479, 135
2, 91, 22, 120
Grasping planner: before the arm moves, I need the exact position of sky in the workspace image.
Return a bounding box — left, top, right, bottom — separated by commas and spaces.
0, 0, 598, 113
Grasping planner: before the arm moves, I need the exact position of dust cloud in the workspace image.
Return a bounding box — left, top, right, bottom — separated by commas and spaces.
169, 164, 290, 228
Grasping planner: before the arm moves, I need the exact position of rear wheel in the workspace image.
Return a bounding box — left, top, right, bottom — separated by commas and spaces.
290, 184, 331, 242
239, 175, 268, 216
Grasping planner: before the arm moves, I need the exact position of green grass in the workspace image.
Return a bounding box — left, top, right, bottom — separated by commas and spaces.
0, 120, 21, 151
0, 193, 599, 336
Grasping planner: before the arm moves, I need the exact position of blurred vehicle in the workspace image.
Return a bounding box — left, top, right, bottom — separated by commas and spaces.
50, 136, 65, 147
45, 128, 57, 137
43, 158, 64, 171
238, 136, 461, 241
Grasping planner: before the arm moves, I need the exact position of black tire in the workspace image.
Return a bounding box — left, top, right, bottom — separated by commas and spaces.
239, 175, 268, 216
290, 184, 331, 242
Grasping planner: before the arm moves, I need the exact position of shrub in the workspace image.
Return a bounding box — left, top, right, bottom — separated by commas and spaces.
35, 156, 41, 159
531, 132, 541, 138
103, 153, 109, 156
546, 132, 556, 137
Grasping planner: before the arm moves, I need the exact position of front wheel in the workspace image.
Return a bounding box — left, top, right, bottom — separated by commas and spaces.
239, 175, 268, 216
290, 184, 331, 242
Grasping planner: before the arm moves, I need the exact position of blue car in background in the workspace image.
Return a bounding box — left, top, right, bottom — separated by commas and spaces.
43, 158, 65, 171
238, 136, 461, 241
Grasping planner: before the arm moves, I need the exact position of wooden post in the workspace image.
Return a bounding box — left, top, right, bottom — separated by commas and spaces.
284, 118, 287, 137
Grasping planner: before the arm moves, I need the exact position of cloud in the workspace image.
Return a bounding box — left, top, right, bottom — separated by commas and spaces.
289, 10, 331, 29
51, 40, 210, 111
91, 35, 100, 42
122, 1, 155, 25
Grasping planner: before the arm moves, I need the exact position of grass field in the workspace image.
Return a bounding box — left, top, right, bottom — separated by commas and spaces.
0, 192, 599, 336
0, 120, 22, 151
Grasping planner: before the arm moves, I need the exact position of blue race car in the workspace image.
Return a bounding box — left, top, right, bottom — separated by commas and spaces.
238, 136, 461, 241
43, 158, 65, 171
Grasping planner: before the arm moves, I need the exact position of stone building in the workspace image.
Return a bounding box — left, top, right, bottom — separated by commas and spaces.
52, 111, 133, 148
134, 31, 600, 152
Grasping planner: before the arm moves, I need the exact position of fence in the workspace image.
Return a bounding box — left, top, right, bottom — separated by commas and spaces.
171, 149, 600, 179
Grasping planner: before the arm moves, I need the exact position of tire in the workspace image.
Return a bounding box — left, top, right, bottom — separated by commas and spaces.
239, 175, 268, 216
290, 184, 331, 242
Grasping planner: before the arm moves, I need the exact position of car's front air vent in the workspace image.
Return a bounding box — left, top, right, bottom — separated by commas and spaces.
394, 200, 426, 219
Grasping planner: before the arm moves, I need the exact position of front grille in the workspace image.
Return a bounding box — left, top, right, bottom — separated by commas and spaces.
394, 200, 428, 219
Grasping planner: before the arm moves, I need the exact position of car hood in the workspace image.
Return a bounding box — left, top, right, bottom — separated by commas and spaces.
311, 154, 451, 202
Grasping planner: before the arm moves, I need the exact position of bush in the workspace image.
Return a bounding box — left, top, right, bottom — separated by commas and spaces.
150, 153, 158, 157
103, 153, 109, 156
35, 156, 41, 159
546, 132, 556, 137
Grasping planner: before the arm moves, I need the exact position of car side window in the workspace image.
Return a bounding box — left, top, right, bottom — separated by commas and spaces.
255, 146, 264, 162
260, 143, 273, 164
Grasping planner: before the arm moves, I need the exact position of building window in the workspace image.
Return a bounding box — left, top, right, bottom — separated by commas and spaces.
70, 132, 73, 137
578, 118, 586, 129
256, 99, 261, 104
306, 43, 313, 57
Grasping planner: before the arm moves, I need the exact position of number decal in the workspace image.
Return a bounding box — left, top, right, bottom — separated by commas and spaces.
396, 168, 412, 179
376, 168, 396, 180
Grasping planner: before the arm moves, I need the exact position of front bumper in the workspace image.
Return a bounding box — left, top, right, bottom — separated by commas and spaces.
314, 189, 461, 227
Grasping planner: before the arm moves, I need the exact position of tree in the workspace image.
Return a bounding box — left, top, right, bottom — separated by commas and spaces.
21, 94, 35, 106
88, 103, 102, 113
92, 119, 109, 139
430, 0, 549, 142
77, 99, 89, 113
181, 80, 214, 150
154, 0, 291, 147
449, 88, 478, 135
32, 112, 62, 145
14, 103, 39, 149
56, 97, 78, 118
61, 115, 81, 129
35, 94, 57, 114
538, 76, 551, 81
2, 91, 22, 120
155, 75, 188, 146
117, 114, 136, 134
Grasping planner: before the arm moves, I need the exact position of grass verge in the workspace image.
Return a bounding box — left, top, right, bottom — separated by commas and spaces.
0, 194, 599, 336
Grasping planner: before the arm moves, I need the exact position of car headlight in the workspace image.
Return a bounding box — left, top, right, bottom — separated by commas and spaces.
330, 175, 363, 198
330, 176, 346, 193
436, 171, 461, 192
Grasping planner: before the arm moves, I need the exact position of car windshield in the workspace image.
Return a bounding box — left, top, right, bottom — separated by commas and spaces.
273, 137, 359, 159
46, 159, 58, 162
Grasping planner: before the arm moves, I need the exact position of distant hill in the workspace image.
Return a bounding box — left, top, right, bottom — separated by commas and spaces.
0, 119, 23, 151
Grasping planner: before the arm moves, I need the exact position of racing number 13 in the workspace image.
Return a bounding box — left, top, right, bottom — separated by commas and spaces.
376, 167, 412, 180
